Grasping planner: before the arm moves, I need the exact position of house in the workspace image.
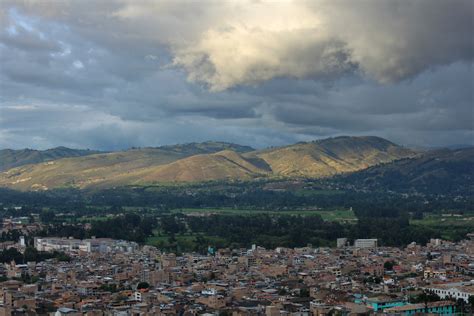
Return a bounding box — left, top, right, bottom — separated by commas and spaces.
383, 300, 456, 315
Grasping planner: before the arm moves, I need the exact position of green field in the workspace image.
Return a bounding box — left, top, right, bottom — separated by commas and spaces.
411, 213, 474, 226
77, 215, 113, 222
411, 213, 474, 240
170, 207, 357, 222
294, 189, 344, 197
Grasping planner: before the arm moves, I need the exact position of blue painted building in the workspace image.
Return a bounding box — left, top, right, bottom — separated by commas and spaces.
365, 297, 407, 312
354, 295, 407, 312
384, 300, 456, 315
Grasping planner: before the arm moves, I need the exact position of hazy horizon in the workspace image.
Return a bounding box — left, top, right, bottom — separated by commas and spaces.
1, 134, 474, 152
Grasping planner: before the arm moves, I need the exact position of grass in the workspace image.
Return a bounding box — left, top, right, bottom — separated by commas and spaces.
77, 215, 113, 222
170, 207, 357, 223
315, 209, 357, 222
294, 189, 344, 197
410, 213, 474, 240
410, 213, 474, 227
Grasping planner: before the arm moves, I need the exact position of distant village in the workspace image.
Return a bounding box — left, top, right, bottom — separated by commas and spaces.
0, 215, 473, 315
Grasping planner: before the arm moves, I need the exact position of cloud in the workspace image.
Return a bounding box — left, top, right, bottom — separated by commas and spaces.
167, 2, 355, 91
0, 1, 472, 150
183, 0, 472, 90
4, 0, 473, 91
169, 0, 472, 90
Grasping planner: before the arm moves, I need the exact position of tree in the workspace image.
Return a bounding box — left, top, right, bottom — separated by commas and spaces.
457, 298, 466, 313
23, 247, 39, 262
137, 282, 150, 290
384, 261, 395, 271
278, 288, 287, 295
299, 288, 310, 297
54, 252, 71, 262
411, 292, 440, 304
39, 210, 55, 223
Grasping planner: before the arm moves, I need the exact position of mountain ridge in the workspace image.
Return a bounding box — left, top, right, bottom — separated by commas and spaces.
340, 146, 474, 195
0, 136, 418, 190
249, 136, 415, 177
0, 147, 104, 171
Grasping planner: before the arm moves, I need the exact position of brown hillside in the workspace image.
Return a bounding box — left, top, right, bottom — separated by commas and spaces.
0, 137, 415, 190
251, 136, 415, 177
134, 150, 270, 183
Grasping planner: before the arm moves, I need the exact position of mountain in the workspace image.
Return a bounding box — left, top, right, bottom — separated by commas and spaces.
249, 136, 415, 177
0, 147, 103, 171
126, 150, 271, 183
0, 137, 415, 190
158, 141, 254, 154
341, 147, 474, 195
0, 142, 256, 190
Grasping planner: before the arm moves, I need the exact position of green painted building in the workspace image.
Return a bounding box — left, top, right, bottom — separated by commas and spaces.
384, 300, 456, 315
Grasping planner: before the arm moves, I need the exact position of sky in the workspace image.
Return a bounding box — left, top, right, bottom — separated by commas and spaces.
0, 0, 473, 150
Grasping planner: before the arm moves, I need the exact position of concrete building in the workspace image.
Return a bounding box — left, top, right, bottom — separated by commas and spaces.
384, 300, 456, 315
354, 239, 378, 248
423, 267, 447, 279
336, 238, 348, 248
55, 307, 81, 316
34, 237, 137, 253
19, 236, 25, 247
365, 297, 406, 312
425, 282, 474, 303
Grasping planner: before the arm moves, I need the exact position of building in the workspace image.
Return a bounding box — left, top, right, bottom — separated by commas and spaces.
424, 282, 474, 303
34, 237, 83, 252
365, 297, 406, 312
423, 267, 446, 279
354, 239, 378, 248
337, 238, 348, 248
55, 307, 81, 316
34, 237, 137, 254
383, 300, 456, 315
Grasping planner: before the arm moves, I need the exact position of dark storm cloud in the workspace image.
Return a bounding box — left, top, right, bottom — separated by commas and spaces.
0, 1, 472, 150
268, 63, 473, 136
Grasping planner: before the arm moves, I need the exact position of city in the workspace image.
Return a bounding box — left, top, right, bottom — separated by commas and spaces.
0, 0, 473, 315
0, 214, 473, 315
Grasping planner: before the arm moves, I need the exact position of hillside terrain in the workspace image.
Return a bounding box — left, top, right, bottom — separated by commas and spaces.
0, 136, 416, 190
0, 142, 254, 190
0, 147, 102, 171
132, 150, 271, 183
342, 147, 474, 195
250, 136, 414, 177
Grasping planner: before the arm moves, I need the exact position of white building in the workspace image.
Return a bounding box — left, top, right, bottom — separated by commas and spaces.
425, 282, 474, 303
19, 236, 25, 247
34, 237, 83, 252
337, 238, 348, 248
34, 237, 138, 254
55, 307, 80, 316
134, 291, 142, 302
354, 239, 378, 248
202, 288, 217, 295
